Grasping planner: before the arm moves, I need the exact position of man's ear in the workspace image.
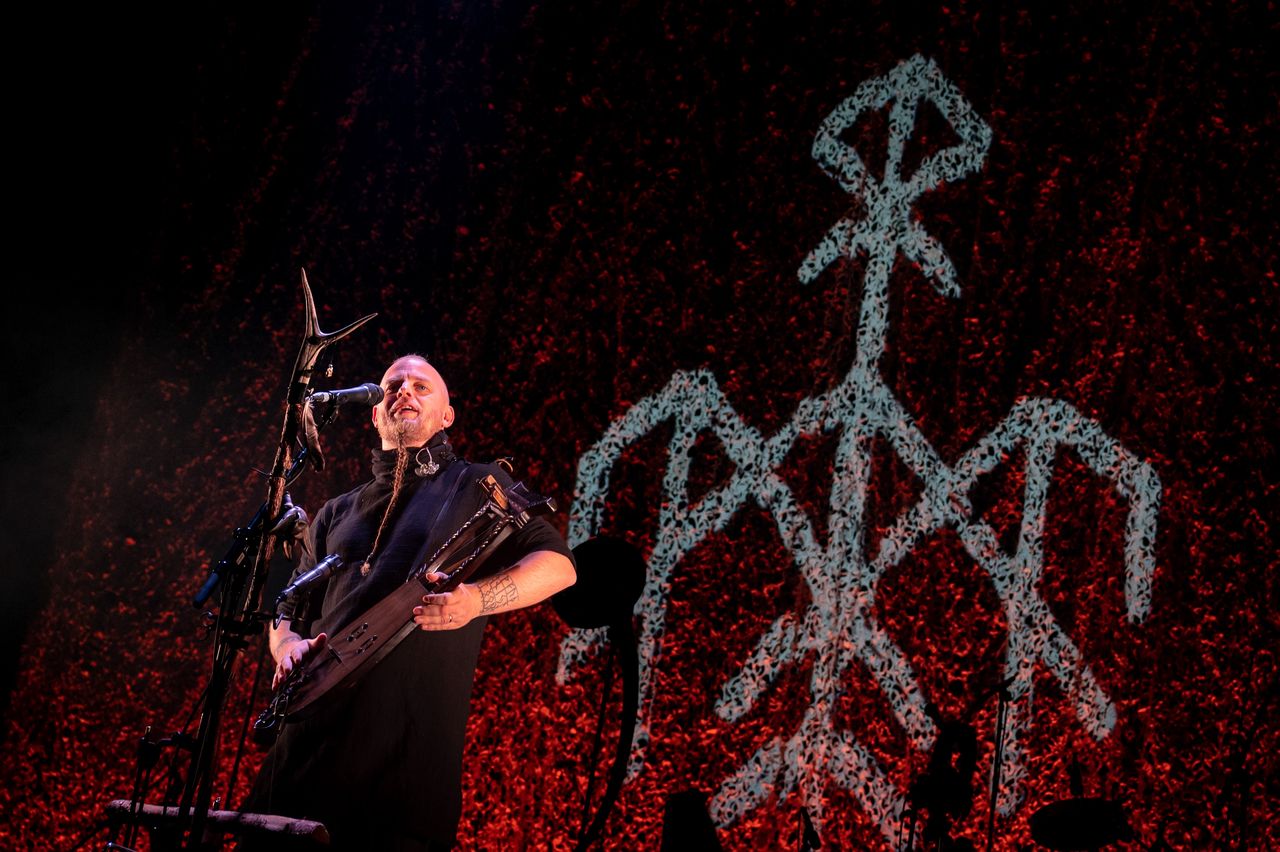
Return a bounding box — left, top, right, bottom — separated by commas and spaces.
442, 405, 455, 429
371, 406, 380, 427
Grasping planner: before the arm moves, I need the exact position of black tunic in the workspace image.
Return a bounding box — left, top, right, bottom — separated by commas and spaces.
244, 440, 571, 848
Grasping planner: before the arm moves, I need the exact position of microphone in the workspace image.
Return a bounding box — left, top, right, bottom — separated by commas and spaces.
275, 553, 345, 609
308, 383, 384, 407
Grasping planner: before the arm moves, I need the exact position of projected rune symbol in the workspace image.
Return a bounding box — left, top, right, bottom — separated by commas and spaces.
560, 54, 1161, 847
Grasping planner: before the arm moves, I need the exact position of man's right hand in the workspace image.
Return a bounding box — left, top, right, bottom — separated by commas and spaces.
272, 633, 328, 690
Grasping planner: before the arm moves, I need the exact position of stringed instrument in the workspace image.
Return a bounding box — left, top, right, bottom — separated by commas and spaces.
253, 473, 554, 742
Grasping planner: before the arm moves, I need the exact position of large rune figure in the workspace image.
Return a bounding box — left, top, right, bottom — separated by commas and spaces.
243, 355, 576, 850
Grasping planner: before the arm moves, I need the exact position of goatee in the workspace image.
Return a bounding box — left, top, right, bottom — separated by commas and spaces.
379, 416, 423, 447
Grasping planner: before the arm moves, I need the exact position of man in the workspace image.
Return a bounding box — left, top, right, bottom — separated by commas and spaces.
244, 355, 576, 850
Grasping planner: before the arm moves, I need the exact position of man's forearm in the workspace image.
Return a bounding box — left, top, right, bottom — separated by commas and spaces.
472, 549, 575, 616
269, 620, 307, 662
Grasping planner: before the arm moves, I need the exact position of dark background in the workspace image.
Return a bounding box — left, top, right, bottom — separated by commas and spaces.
2, 2, 1276, 848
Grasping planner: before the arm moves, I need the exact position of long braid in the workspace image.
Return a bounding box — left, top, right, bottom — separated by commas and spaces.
360, 443, 410, 576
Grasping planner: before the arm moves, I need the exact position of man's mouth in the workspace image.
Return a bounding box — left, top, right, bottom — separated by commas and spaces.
391, 404, 419, 419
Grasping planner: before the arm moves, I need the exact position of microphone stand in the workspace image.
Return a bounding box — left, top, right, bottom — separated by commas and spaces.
121, 270, 375, 851
984, 679, 1011, 852
574, 619, 639, 852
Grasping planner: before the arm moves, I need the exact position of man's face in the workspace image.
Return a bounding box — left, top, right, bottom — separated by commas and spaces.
371, 356, 455, 449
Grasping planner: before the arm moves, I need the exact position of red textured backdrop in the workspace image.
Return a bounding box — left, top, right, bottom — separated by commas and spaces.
2, 2, 1276, 849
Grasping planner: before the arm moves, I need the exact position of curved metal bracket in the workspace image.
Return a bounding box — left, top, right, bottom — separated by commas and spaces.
259, 268, 378, 602
287, 268, 379, 405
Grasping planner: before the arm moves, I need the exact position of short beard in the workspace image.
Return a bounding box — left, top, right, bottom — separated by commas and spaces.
378, 415, 424, 448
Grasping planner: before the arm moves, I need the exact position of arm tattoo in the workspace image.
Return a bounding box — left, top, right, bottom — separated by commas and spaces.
477, 574, 518, 614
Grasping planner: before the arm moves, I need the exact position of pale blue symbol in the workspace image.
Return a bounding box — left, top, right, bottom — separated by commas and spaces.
560, 54, 1160, 847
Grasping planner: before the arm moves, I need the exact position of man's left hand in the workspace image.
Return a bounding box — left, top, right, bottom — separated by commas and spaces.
413, 572, 482, 630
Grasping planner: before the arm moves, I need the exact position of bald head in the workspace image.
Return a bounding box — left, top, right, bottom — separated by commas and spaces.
371, 355, 455, 449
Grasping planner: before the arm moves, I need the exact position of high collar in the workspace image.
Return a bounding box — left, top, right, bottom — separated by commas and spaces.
369, 431, 456, 482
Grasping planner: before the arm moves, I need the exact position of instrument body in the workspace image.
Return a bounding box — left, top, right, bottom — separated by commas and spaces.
253, 474, 554, 740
